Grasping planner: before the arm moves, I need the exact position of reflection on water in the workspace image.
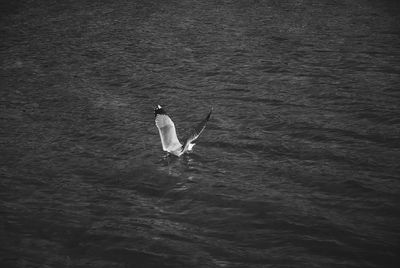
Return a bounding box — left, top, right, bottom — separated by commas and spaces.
1, 0, 399, 267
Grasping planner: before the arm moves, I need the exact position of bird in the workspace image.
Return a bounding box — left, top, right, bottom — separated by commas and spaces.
154, 104, 212, 156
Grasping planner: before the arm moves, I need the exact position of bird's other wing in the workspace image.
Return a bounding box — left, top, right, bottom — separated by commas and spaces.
155, 114, 182, 152
182, 108, 212, 152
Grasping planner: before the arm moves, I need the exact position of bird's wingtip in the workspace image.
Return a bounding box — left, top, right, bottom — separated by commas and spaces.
204, 107, 212, 121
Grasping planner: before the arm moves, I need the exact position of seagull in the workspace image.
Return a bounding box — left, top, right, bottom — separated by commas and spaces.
154, 105, 212, 156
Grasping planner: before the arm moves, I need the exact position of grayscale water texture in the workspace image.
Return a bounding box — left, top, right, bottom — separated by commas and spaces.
1, 0, 399, 267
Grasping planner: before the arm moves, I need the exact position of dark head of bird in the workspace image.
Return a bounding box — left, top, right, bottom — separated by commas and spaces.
154, 104, 167, 117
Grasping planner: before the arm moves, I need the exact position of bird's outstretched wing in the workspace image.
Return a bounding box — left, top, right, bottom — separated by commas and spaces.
154, 106, 182, 153
182, 108, 212, 153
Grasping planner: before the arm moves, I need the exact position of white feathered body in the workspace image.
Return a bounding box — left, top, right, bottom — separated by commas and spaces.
155, 114, 183, 156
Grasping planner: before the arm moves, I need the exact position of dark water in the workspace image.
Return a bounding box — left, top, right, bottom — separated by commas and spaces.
1, 0, 400, 267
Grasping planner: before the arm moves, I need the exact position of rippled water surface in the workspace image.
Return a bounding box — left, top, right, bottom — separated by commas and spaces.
1, 0, 399, 267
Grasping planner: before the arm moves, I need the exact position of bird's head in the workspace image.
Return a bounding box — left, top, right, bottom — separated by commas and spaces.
154, 104, 167, 117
